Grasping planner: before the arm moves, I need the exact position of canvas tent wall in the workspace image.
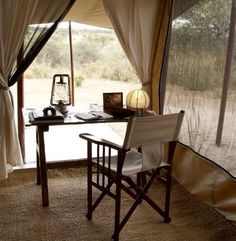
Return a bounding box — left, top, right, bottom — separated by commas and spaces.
0, 0, 235, 229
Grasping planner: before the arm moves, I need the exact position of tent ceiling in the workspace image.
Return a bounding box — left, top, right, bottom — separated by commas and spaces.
63, 0, 112, 28
63, 0, 201, 28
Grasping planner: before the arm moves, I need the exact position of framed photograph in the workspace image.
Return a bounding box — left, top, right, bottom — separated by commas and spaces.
103, 92, 123, 113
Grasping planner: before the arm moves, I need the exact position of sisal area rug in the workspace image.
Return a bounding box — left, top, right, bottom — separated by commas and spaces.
0, 168, 235, 241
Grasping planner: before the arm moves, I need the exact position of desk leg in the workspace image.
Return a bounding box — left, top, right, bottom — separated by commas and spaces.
36, 130, 41, 185
37, 126, 49, 207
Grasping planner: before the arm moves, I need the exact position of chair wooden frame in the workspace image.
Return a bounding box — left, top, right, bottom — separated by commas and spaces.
79, 111, 184, 241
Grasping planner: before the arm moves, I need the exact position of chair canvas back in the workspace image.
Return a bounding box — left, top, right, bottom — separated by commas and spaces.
122, 111, 184, 171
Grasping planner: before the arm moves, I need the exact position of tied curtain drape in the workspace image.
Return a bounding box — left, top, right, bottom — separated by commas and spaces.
0, 0, 75, 179
102, 0, 173, 113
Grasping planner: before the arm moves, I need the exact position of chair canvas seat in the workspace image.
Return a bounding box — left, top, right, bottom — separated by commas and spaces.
94, 150, 169, 176
93, 150, 142, 176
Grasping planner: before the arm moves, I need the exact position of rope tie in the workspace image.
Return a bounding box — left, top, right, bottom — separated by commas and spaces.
0, 86, 9, 91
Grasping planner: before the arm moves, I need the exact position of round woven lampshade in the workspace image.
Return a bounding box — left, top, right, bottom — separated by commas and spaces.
126, 89, 150, 110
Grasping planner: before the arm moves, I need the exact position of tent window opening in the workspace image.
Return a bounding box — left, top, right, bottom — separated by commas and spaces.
164, 0, 236, 177
14, 22, 141, 164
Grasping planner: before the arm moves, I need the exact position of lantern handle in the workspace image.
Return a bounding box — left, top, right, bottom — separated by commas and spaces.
43, 106, 56, 116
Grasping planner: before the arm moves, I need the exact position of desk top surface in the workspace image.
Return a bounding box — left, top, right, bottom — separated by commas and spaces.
23, 107, 127, 127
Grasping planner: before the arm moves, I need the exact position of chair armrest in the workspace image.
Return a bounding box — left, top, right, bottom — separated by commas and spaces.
79, 133, 123, 150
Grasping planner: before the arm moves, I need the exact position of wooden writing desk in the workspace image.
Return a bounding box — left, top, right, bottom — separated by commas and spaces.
23, 108, 125, 207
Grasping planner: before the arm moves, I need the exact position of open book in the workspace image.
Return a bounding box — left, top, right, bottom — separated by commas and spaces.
75, 111, 113, 120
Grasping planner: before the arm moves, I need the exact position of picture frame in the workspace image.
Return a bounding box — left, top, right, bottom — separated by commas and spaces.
103, 92, 123, 114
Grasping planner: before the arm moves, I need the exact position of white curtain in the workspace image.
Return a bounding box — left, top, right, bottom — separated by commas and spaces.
0, 0, 39, 179
0, 0, 74, 179
102, 0, 173, 113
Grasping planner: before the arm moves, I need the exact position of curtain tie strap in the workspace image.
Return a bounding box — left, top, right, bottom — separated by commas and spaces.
0, 86, 9, 91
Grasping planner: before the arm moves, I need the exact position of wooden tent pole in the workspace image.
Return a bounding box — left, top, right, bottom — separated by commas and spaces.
17, 44, 25, 161
216, 0, 236, 146
159, 3, 174, 115
69, 21, 75, 106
